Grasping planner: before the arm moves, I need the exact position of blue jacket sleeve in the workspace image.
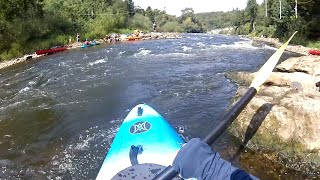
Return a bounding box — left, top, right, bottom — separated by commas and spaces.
172, 138, 259, 180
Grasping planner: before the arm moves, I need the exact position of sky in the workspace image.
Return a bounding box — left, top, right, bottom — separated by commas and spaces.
134, 0, 264, 16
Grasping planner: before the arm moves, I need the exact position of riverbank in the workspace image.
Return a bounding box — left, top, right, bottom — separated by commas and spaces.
251, 36, 314, 55
0, 32, 180, 71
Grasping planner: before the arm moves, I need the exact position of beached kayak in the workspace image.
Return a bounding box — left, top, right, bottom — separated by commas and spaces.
309, 49, 320, 55
35, 47, 67, 55
81, 41, 100, 48
81, 44, 90, 48
96, 104, 184, 180
126, 36, 140, 41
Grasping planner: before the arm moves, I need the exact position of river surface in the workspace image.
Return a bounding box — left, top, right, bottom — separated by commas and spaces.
0, 34, 307, 179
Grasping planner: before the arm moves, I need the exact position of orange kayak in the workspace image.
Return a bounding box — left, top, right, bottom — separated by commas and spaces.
126, 36, 140, 41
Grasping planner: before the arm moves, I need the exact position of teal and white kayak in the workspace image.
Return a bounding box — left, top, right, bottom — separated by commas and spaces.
96, 104, 184, 180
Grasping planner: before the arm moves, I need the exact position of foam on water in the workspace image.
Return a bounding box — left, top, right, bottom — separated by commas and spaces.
19, 87, 30, 93
88, 59, 107, 66
28, 81, 36, 86
133, 50, 151, 57
264, 45, 277, 50
209, 40, 258, 50
197, 42, 205, 47
0, 100, 26, 112
48, 122, 121, 179
182, 46, 192, 52
153, 52, 192, 58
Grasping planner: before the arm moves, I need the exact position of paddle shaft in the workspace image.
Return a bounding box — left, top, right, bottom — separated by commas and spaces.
154, 87, 257, 179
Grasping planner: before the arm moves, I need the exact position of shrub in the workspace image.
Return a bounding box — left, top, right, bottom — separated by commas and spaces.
236, 23, 251, 35
160, 21, 183, 32
307, 41, 320, 49
129, 14, 152, 31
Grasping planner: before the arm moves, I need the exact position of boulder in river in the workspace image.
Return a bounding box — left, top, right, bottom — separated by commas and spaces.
226, 56, 320, 175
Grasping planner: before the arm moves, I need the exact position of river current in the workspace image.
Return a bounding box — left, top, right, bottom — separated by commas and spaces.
0, 34, 304, 179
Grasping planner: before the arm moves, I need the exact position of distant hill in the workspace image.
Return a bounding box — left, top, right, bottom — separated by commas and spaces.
194, 10, 239, 31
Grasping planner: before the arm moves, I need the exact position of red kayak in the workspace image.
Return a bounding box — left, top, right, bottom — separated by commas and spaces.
309, 49, 320, 56
36, 47, 67, 55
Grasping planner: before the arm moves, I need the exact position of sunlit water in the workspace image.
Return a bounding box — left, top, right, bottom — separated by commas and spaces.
0, 34, 308, 179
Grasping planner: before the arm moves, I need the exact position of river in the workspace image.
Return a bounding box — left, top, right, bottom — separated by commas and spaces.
0, 34, 304, 179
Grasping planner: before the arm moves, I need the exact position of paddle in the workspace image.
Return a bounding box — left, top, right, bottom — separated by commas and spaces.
153, 31, 297, 180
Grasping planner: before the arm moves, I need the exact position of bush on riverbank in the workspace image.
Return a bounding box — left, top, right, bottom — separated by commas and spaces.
160, 22, 184, 32
129, 14, 152, 32
307, 41, 320, 49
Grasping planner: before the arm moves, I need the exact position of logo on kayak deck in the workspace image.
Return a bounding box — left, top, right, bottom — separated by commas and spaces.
130, 121, 151, 134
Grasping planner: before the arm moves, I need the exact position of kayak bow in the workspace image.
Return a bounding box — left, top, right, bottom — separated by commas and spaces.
96, 104, 184, 180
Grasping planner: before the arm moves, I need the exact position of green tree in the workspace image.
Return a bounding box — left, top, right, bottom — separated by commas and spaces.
129, 14, 152, 30
145, 6, 155, 22
246, 0, 258, 32
125, 0, 135, 17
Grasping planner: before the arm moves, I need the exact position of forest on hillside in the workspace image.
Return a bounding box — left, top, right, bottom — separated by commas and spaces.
195, 0, 320, 43
0, 0, 319, 61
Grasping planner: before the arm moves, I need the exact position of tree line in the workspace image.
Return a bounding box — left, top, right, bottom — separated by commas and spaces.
0, 0, 319, 61
0, 0, 136, 60
195, 0, 320, 44
0, 0, 204, 61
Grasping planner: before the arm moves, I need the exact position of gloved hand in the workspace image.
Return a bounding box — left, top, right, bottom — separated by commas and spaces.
173, 138, 215, 178
173, 138, 250, 180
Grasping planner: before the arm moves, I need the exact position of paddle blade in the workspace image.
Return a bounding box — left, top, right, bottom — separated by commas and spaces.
250, 31, 297, 91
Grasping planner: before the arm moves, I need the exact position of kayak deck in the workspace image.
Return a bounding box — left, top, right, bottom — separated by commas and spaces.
96, 104, 184, 179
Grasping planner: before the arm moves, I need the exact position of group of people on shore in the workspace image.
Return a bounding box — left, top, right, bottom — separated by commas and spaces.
75, 33, 120, 45
104, 34, 121, 43
73, 22, 157, 45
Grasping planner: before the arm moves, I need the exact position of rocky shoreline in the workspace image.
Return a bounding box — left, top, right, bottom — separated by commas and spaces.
226, 54, 320, 175
0, 32, 180, 70
251, 37, 313, 55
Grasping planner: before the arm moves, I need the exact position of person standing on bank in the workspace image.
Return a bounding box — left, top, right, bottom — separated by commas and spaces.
76, 33, 80, 42
153, 22, 157, 32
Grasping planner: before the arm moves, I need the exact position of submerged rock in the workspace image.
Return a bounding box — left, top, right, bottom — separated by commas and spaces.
227, 56, 320, 175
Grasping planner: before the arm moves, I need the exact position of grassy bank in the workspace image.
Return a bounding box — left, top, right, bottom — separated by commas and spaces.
0, 35, 69, 61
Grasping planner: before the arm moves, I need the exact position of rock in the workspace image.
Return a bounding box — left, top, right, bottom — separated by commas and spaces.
276, 56, 320, 77
266, 72, 319, 94
227, 62, 320, 174
151, 33, 160, 39
252, 37, 310, 55
229, 85, 320, 174
227, 71, 319, 94
251, 40, 265, 48
225, 71, 254, 86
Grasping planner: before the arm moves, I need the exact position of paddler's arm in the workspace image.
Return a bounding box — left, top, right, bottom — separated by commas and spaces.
172, 138, 259, 180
